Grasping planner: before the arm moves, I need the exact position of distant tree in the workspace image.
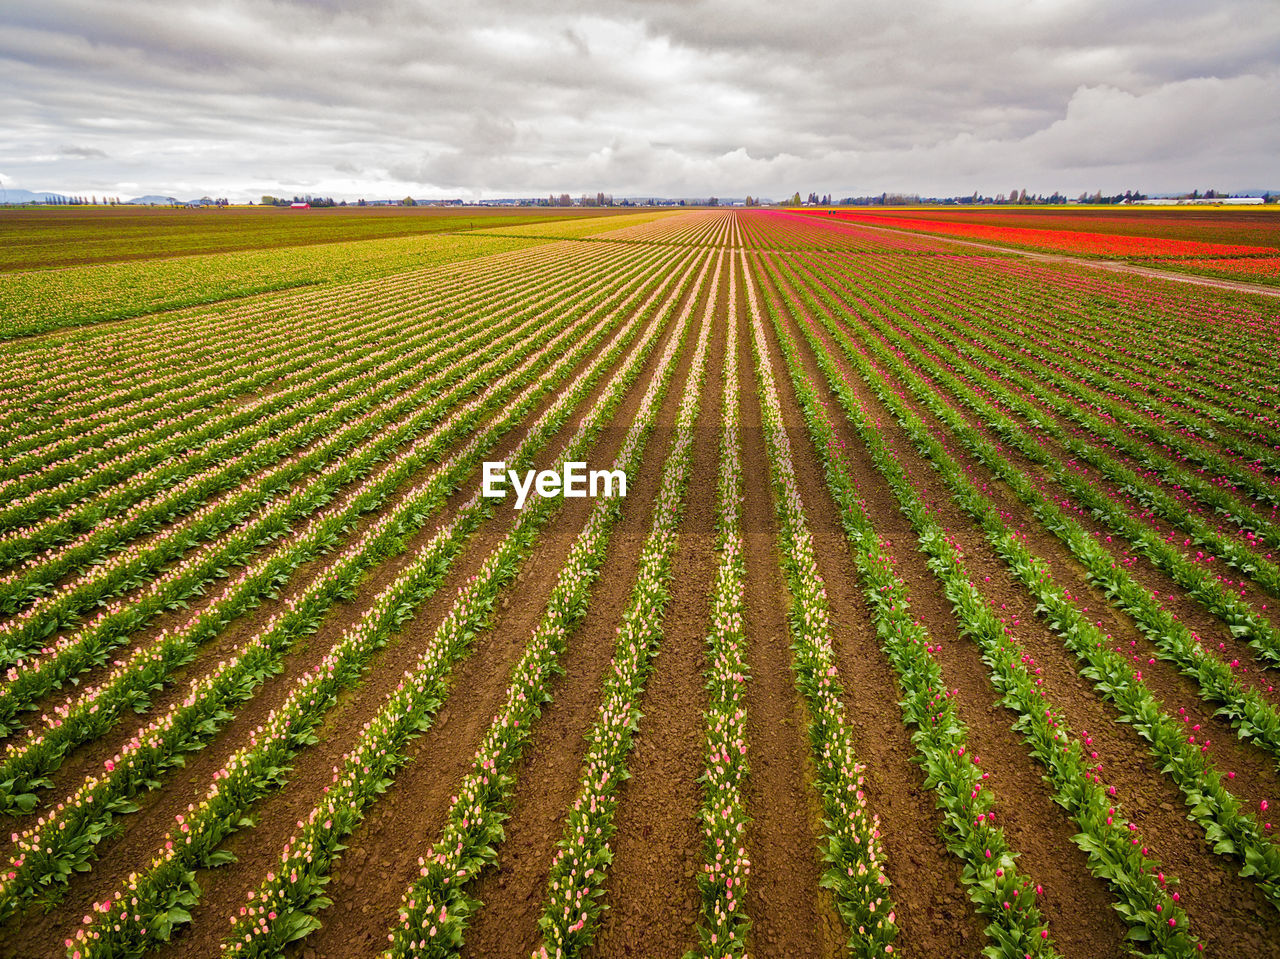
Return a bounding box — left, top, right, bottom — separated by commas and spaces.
1018, 188, 1028, 204
789, 192, 802, 206
402, 196, 417, 206
707, 196, 719, 206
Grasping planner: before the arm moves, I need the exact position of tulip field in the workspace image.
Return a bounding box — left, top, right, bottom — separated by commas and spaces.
3, 207, 1280, 959
795, 208, 1280, 284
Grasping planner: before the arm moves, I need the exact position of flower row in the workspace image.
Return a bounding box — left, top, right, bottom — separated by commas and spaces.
381, 251, 716, 959
0, 242, 674, 709
891, 288, 1280, 558
0, 240, 638, 589
741, 254, 898, 957
758, 255, 1062, 957
1, 248, 691, 919
0, 238, 581, 460
836, 283, 1280, 667
810, 266, 1280, 777
533, 253, 718, 959
782, 257, 1280, 912
219, 251, 713, 959
0, 267, 659, 813
690, 256, 751, 958
770, 252, 1198, 953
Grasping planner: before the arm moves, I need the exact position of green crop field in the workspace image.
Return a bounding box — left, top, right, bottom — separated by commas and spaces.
1, 208, 1279, 959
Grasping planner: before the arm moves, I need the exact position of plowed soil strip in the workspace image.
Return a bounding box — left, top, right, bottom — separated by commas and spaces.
6, 249, 696, 957
4, 242, 627, 718
734, 289, 845, 959
814, 262, 1280, 812
752, 259, 1002, 957
156, 282, 701, 957
877, 300, 1280, 702
5, 257, 646, 838
459, 267, 713, 959
587, 258, 728, 958
280, 262, 713, 959
7, 365, 576, 958
774, 252, 1277, 955
758, 255, 1125, 956
132, 250, 701, 957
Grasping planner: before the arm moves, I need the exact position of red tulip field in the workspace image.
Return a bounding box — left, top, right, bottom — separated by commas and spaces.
794, 208, 1280, 283
3, 207, 1280, 959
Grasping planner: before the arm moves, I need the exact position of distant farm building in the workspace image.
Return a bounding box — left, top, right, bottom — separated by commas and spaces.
290, 202, 310, 209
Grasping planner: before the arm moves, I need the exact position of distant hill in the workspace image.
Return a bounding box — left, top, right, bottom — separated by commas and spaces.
127, 195, 186, 205
0, 189, 71, 205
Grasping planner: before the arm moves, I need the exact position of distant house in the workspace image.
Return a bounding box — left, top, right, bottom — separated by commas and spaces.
290, 202, 310, 209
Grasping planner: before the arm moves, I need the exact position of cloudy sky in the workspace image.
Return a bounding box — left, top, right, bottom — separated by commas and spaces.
2, 0, 1278, 201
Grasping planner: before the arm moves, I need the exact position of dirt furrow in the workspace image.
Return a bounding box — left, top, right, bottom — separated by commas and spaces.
290, 259, 716, 959
457, 265, 713, 959
760, 259, 1042, 957
587, 257, 728, 957
819, 277, 1280, 814
734, 281, 846, 959
5, 253, 694, 959
773, 254, 1277, 955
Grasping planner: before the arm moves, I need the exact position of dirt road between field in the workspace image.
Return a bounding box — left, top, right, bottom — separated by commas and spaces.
842, 219, 1280, 298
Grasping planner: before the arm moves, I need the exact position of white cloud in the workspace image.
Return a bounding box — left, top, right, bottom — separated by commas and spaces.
0, 0, 1276, 199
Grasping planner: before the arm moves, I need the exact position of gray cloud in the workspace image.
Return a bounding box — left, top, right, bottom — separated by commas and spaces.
59, 144, 109, 158
0, 0, 1277, 200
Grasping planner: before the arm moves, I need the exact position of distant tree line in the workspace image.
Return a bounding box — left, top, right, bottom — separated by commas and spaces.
533, 193, 618, 207
259, 195, 340, 207
31, 195, 126, 205
788, 188, 1156, 206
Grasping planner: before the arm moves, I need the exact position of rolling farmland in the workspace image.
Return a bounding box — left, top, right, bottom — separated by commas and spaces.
2, 208, 1280, 959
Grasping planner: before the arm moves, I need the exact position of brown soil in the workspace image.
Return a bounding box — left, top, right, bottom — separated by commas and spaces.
289, 253, 715, 959
587, 255, 728, 958
0, 247, 700, 959
459, 255, 713, 959
4, 283, 610, 838
891, 309, 1280, 696
4, 243, 620, 735
10, 211, 1280, 959
758, 259, 1097, 957
819, 271, 1280, 806
766, 251, 1277, 956
734, 284, 855, 959
921, 296, 1280, 533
